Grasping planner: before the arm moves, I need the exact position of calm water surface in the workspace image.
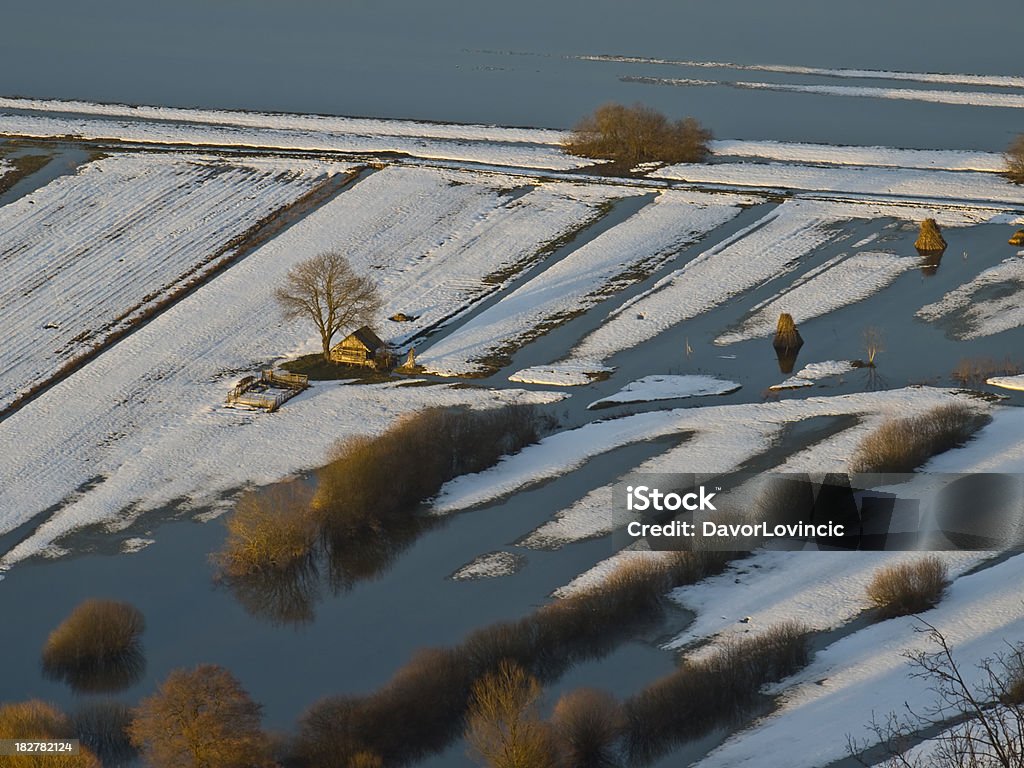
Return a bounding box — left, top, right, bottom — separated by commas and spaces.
3, 1, 1022, 148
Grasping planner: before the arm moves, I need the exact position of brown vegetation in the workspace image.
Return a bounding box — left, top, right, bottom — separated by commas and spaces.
850, 403, 990, 473
0, 701, 101, 768
914, 218, 947, 252
72, 701, 136, 767
41, 600, 145, 692
551, 689, 623, 768
466, 661, 558, 768
951, 356, 1022, 386
275, 251, 383, 361
565, 103, 712, 166
1006, 133, 1024, 184
128, 665, 273, 768
772, 313, 803, 351
294, 549, 737, 767
217, 481, 320, 576
866, 556, 949, 619
624, 622, 810, 763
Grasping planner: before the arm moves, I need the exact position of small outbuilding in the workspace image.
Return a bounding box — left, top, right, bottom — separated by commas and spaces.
330, 326, 389, 368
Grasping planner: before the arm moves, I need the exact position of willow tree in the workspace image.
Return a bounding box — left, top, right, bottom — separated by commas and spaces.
275, 252, 383, 360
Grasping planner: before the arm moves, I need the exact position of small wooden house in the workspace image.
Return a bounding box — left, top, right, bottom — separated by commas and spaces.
330, 326, 388, 368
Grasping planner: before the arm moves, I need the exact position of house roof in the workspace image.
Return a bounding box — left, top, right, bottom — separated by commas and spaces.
339, 325, 385, 352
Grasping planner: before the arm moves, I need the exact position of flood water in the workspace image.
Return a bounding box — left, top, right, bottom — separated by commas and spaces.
3, 1, 1023, 149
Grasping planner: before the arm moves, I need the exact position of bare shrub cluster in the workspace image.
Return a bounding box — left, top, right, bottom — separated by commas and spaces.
565, 103, 712, 166
951, 356, 1022, 386
128, 665, 273, 768
866, 556, 949, 619
624, 622, 810, 764
295, 549, 737, 767
41, 600, 145, 693
0, 701, 101, 767
850, 403, 990, 473
849, 621, 1024, 767
550, 688, 623, 768
217, 404, 545, 578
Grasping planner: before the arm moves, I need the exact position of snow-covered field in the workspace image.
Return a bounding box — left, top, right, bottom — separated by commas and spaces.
716, 250, 919, 346
0, 99, 580, 170
0, 162, 585, 570
0, 153, 343, 412
418, 190, 750, 375
587, 374, 739, 408
711, 140, 1005, 172
656, 160, 1024, 206
769, 360, 856, 390
917, 255, 1024, 339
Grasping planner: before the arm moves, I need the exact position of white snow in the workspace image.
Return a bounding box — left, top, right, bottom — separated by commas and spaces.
769, 360, 856, 390
988, 374, 1024, 392
575, 54, 1024, 89
450, 551, 524, 581
436, 387, 975, 518
0, 164, 576, 570
696, 553, 1024, 768
0, 153, 342, 412
418, 190, 748, 376
718, 251, 919, 346
711, 140, 1005, 172
655, 161, 1024, 207
507, 364, 599, 386
917, 256, 1024, 339
0, 100, 579, 171
561, 200, 844, 375
587, 374, 739, 408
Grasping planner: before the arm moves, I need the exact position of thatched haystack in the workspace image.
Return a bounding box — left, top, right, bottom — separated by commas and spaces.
1009, 229, 1024, 247
914, 218, 947, 253
773, 313, 804, 351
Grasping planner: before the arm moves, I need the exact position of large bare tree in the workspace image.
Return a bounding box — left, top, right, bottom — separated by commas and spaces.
275, 252, 383, 360
128, 665, 272, 768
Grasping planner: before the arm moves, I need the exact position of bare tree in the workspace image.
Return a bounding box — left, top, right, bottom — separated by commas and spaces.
848, 620, 1024, 767
1006, 134, 1024, 184
466, 661, 559, 768
275, 252, 383, 361
0, 701, 101, 767
128, 665, 273, 768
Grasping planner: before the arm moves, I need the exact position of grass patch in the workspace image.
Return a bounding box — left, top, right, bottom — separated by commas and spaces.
41, 600, 145, 693
951, 356, 1022, 386
850, 403, 990, 473
280, 354, 395, 382
0, 153, 51, 196
866, 556, 949, 619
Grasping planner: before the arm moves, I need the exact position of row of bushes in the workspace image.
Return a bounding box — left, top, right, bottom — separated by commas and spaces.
850, 403, 990, 474
460, 622, 810, 768
218, 404, 547, 578
295, 549, 739, 767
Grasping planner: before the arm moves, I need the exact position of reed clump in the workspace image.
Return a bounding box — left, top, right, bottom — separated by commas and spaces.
915, 218, 947, 252
866, 556, 949, 619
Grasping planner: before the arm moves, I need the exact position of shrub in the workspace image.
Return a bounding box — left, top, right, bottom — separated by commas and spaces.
866, 556, 949, 619
624, 622, 809, 763
128, 665, 273, 768
41, 600, 145, 692
315, 405, 542, 534
550, 688, 623, 768
72, 701, 136, 767
217, 481, 320, 576
1006, 133, 1024, 184
565, 103, 712, 166
465, 661, 558, 768
0, 701, 101, 767
850, 403, 990, 473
